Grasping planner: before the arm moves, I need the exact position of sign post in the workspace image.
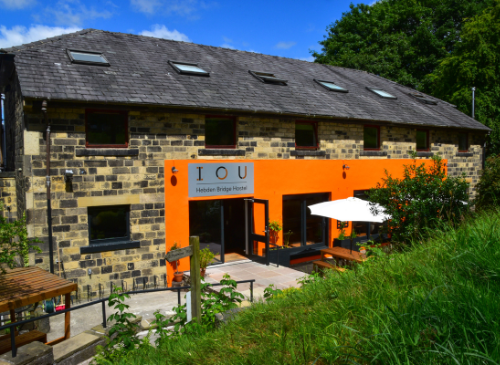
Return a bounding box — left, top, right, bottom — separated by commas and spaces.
165, 236, 202, 323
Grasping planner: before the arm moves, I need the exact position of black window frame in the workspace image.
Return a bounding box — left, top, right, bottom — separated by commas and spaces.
66, 49, 110, 66
168, 60, 210, 76
366, 87, 397, 99
249, 70, 288, 85
416, 129, 430, 151
205, 115, 237, 149
295, 121, 319, 150
364, 125, 381, 151
314, 79, 348, 93
85, 109, 129, 148
88, 205, 130, 245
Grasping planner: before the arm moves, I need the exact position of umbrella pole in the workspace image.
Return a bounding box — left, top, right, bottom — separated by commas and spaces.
350, 238, 353, 254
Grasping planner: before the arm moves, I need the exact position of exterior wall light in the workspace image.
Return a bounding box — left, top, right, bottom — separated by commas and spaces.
171, 166, 179, 173
343, 164, 350, 170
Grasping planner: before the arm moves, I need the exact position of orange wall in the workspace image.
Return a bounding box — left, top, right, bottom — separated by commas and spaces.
164, 158, 439, 284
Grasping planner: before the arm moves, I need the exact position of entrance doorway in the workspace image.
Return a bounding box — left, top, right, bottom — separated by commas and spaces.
189, 198, 247, 264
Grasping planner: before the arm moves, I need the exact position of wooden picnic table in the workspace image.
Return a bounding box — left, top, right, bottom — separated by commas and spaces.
320, 247, 367, 264
0, 267, 78, 352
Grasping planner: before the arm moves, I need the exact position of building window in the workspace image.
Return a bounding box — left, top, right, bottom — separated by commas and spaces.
86, 110, 128, 148
458, 133, 468, 152
295, 121, 318, 149
67, 49, 110, 66
364, 125, 380, 150
416, 130, 429, 151
168, 60, 209, 76
88, 205, 130, 244
249, 70, 288, 85
283, 193, 329, 247
353, 190, 384, 240
205, 116, 236, 148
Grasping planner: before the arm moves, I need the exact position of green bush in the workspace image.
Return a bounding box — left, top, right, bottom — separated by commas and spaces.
475, 155, 500, 210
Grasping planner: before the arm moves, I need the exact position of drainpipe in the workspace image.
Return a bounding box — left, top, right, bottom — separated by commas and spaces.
42, 100, 55, 274
472, 87, 475, 119
0, 93, 5, 171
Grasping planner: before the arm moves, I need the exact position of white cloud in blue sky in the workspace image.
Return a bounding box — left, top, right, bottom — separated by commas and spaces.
139, 24, 190, 42
0, 24, 81, 48
130, 0, 214, 17
43, 0, 113, 27
220, 43, 235, 49
275, 41, 296, 50
0, 0, 35, 9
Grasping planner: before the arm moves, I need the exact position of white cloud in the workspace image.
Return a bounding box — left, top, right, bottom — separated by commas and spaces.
139, 24, 190, 42
299, 56, 314, 62
46, 0, 113, 26
0, 0, 35, 9
0, 24, 81, 48
222, 36, 232, 43
131, 0, 215, 17
220, 43, 235, 49
275, 41, 296, 50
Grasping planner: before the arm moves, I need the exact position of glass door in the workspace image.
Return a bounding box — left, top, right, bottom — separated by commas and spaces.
247, 198, 270, 265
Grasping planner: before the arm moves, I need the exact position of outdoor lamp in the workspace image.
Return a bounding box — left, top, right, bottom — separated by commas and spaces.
171, 166, 179, 173
343, 164, 350, 170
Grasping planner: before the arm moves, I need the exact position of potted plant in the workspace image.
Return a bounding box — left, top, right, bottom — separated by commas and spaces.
199, 247, 215, 278
283, 230, 293, 248
169, 242, 183, 282
268, 220, 283, 246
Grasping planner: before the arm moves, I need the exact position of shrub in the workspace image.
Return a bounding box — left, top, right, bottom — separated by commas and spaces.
475, 155, 500, 210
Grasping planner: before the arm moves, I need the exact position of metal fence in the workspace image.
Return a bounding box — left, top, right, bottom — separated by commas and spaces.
0, 279, 256, 358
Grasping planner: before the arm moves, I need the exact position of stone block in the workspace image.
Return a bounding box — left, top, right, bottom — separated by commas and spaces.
0, 341, 53, 365
52, 332, 103, 365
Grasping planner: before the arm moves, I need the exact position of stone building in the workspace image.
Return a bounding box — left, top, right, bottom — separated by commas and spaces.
0, 29, 489, 298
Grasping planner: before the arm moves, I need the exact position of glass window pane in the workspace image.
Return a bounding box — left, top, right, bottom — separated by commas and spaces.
175, 63, 207, 74
71, 51, 107, 63
372, 89, 395, 98
417, 130, 428, 150
364, 127, 379, 149
320, 81, 346, 91
305, 194, 328, 245
189, 200, 222, 263
89, 206, 128, 241
205, 118, 235, 146
87, 112, 127, 145
459, 133, 468, 151
283, 198, 302, 247
295, 123, 316, 147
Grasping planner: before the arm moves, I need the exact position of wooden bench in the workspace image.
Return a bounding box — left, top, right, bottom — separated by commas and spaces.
312, 261, 346, 274
0, 330, 47, 355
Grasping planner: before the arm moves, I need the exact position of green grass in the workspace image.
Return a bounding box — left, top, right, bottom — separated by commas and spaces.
110, 209, 500, 364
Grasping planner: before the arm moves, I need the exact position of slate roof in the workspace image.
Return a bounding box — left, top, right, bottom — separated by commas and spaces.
2, 29, 489, 132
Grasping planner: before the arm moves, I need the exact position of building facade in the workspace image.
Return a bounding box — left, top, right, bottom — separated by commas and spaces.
0, 29, 489, 297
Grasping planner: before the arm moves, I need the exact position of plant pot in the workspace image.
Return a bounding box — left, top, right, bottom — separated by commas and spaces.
200, 268, 206, 278
173, 272, 183, 282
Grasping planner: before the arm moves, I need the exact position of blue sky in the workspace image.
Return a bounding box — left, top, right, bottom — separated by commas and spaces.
0, 0, 368, 60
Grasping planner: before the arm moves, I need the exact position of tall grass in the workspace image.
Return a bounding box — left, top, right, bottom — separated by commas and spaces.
113, 209, 500, 364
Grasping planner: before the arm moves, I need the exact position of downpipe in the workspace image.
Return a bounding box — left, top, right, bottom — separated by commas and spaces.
42, 100, 55, 274
0, 93, 5, 171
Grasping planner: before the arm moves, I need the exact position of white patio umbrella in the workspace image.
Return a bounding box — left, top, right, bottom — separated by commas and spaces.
308, 197, 391, 253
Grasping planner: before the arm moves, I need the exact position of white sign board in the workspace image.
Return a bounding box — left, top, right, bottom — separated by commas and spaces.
188, 163, 254, 198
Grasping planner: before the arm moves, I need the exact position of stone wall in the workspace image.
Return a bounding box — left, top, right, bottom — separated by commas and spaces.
15, 102, 485, 298
0, 173, 16, 220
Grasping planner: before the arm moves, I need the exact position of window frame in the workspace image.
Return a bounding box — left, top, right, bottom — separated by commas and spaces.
458, 132, 469, 152
85, 109, 129, 148
88, 205, 131, 245
416, 129, 430, 151
363, 125, 381, 151
168, 60, 210, 76
408, 92, 437, 105
204, 115, 237, 149
249, 70, 288, 85
366, 87, 397, 99
295, 121, 319, 150
66, 49, 110, 66
314, 79, 348, 93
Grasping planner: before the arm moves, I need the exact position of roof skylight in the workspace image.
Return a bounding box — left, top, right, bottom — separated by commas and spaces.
67, 49, 109, 66
408, 92, 438, 105
168, 60, 209, 76
366, 87, 397, 99
249, 70, 288, 85
314, 79, 348, 93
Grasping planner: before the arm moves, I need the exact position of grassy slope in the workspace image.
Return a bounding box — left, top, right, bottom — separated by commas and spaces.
116, 210, 500, 364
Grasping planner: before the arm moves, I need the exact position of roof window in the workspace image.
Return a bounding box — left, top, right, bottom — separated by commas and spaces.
367, 87, 397, 99
314, 79, 348, 93
408, 92, 438, 105
67, 49, 109, 66
249, 70, 287, 85
168, 60, 209, 76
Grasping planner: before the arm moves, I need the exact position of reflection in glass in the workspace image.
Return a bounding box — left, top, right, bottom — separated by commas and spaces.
89, 205, 128, 242
189, 200, 222, 263
87, 112, 127, 146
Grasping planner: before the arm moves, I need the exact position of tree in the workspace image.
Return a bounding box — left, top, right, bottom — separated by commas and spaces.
426, 0, 500, 155
313, 0, 494, 91
0, 202, 41, 273
474, 156, 500, 210
367, 154, 469, 244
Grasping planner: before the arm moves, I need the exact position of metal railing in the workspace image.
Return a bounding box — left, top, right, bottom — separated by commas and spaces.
0, 279, 255, 358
